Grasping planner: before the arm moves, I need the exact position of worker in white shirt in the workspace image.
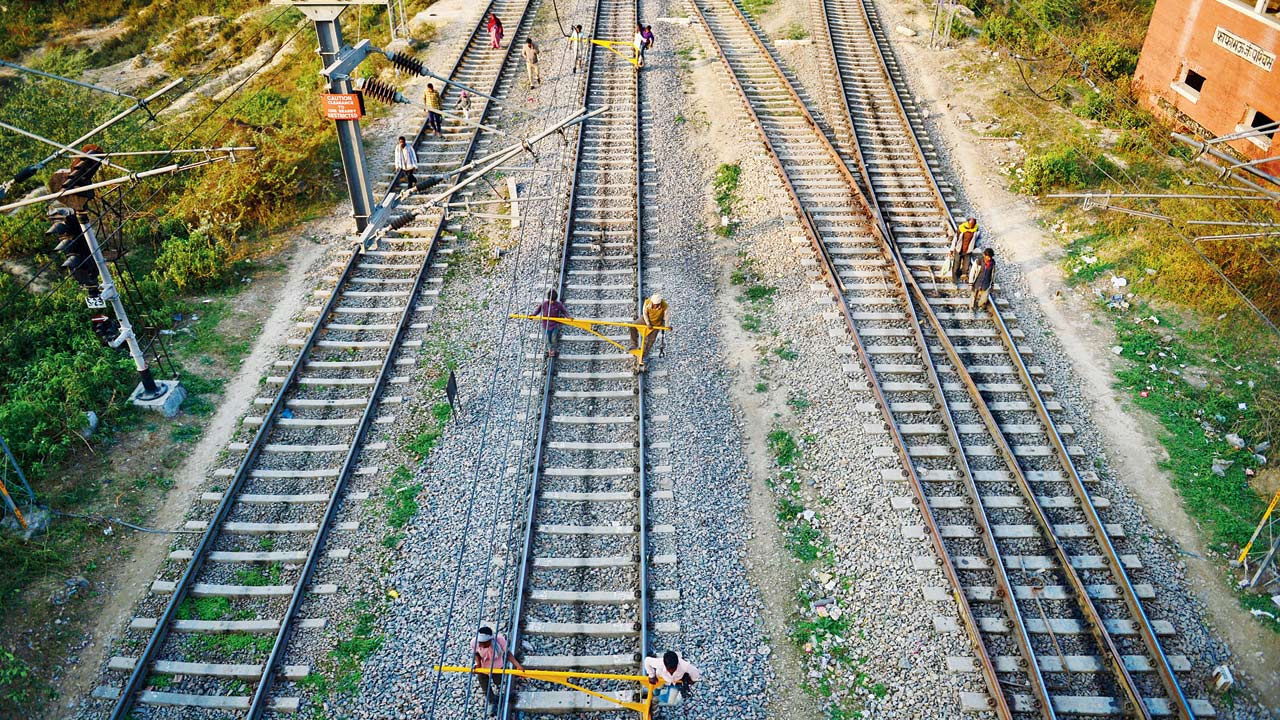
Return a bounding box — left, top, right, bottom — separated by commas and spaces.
394, 136, 418, 190
643, 651, 701, 699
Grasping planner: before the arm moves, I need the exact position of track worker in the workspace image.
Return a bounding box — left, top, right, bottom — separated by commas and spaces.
643, 651, 701, 703
533, 289, 569, 357
949, 216, 979, 283
629, 293, 669, 371
456, 90, 473, 121
471, 626, 523, 716
423, 83, 444, 137
394, 136, 418, 189
570, 24, 587, 73
487, 13, 504, 49
969, 247, 995, 312
522, 38, 542, 89
633, 23, 647, 67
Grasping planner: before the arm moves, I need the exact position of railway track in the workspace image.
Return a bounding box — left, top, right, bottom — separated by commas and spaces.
689, 0, 1214, 717
90, 2, 533, 716
500, 0, 676, 714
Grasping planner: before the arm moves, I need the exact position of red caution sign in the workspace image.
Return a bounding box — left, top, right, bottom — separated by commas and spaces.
321, 93, 364, 120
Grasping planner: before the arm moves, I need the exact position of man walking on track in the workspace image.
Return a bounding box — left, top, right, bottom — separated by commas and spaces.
633, 23, 647, 67
629, 293, 669, 371
487, 13, 504, 49
394, 136, 418, 189
950, 216, 979, 282
533, 289, 569, 357
570, 24, 586, 73
970, 247, 995, 312
471, 626, 523, 716
522, 38, 542, 88
423, 83, 444, 137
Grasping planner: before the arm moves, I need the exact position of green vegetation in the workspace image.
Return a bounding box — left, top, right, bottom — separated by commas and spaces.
780, 22, 809, 40
958, 0, 1280, 628
739, 0, 776, 17
300, 604, 384, 702
712, 163, 743, 237
405, 402, 453, 462
382, 465, 424, 548
767, 428, 799, 466
787, 391, 811, 411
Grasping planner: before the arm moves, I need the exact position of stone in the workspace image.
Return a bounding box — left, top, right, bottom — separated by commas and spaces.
896, 25, 917, 37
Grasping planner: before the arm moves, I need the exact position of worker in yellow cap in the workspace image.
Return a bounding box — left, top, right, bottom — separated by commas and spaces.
629, 293, 669, 372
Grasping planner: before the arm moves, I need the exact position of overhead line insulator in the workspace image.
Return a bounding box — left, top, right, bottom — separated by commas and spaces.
357, 77, 407, 106
384, 51, 425, 76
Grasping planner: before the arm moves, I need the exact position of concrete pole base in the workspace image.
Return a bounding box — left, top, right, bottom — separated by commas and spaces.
129, 379, 186, 418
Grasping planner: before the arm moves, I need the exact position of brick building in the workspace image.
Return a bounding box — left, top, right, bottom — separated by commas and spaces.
1133, 0, 1280, 173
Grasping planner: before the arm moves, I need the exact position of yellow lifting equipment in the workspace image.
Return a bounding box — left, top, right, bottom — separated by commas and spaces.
433, 665, 668, 717
510, 315, 671, 367
572, 35, 641, 67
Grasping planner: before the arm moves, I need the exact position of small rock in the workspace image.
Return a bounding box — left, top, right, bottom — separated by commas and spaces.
896, 25, 917, 37
955, 111, 973, 123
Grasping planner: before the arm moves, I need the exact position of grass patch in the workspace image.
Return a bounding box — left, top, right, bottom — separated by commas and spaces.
754, 382, 769, 393
384, 466, 424, 532
177, 596, 230, 622
780, 22, 809, 40
774, 344, 798, 361
189, 633, 274, 656
767, 428, 799, 466
405, 402, 453, 462
712, 163, 742, 237
787, 391, 811, 411
233, 564, 282, 587
740, 0, 776, 16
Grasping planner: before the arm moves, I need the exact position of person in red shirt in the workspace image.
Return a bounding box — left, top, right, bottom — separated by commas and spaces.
487, 14, 504, 49
532, 289, 569, 357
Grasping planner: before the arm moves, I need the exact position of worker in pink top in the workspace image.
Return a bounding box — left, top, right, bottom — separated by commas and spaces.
643, 650, 701, 700
471, 626, 523, 716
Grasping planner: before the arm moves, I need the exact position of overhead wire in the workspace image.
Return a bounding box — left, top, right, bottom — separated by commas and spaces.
421, 3, 590, 716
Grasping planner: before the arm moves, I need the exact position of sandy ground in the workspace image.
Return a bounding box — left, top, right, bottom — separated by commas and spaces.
867, 0, 1280, 707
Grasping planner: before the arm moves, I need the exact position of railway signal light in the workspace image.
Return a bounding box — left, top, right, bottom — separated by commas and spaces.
91, 313, 122, 349
47, 207, 99, 289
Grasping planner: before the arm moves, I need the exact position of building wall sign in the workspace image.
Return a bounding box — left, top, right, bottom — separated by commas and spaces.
1212, 26, 1276, 71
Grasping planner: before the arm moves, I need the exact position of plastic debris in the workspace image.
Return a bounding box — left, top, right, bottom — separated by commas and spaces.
1226, 433, 1246, 449
1211, 458, 1233, 477
1111, 345, 1123, 355
1111, 276, 1128, 288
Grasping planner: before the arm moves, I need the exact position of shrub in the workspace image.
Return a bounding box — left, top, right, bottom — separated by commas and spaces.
149, 224, 234, 293
1073, 91, 1115, 122
1077, 35, 1139, 80
1018, 146, 1086, 193
982, 15, 1029, 50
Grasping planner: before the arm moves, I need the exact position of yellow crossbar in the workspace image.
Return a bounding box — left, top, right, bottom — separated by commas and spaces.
434, 665, 663, 717
585, 37, 640, 66
511, 314, 670, 362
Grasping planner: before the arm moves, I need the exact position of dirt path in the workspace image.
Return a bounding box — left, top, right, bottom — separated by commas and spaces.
870, 0, 1280, 706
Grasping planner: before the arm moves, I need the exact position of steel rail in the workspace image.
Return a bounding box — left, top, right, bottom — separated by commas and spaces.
824, 0, 1195, 714
633, 11, 652, 669
813, 0, 1147, 714
505, 0, 647, 713
108, 3, 533, 717
686, 2, 1030, 717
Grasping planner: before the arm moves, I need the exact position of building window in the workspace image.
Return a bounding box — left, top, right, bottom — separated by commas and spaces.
1255, 0, 1279, 15
1171, 67, 1206, 102
1239, 108, 1277, 149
